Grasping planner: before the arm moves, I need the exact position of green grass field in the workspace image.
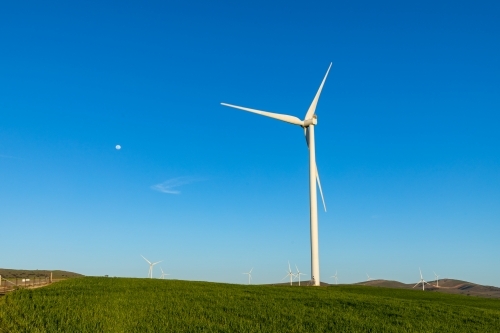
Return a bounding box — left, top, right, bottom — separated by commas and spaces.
1, 277, 499, 332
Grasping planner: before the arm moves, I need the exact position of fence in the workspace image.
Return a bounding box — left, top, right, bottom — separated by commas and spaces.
0, 274, 52, 295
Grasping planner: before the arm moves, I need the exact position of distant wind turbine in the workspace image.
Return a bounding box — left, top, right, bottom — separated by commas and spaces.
331, 271, 338, 285
295, 265, 307, 286
141, 255, 162, 279
366, 273, 373, 281
434, 272, 440, 287
243, 268, 253, 285
160, 267, 170, 279
282, 262, 297, 286
221, 63, 332, 286
413, 268, 430, 290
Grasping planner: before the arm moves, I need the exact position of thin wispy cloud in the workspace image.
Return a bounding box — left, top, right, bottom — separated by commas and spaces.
151, 176, 204, 194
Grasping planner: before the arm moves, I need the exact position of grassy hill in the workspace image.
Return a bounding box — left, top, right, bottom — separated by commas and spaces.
1, 277, 499, 332
354, 279, 409, 289
0, 268, 83, 280
355, 278, 500, 298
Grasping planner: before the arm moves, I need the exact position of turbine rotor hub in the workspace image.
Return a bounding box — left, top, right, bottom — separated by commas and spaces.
303, 116, 318, 127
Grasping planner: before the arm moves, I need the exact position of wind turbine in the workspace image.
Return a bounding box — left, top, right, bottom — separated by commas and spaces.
366, 273, 373, 281
160, 267, 170, 279
141, 255, 162, 279
295, 265, 307, 286
282, 261, 297, 286
243, 268, 253, 285
331, 271, 338, 285
413, 268, 430, 290
221, 63, 332, 286
434, 272, 440, 287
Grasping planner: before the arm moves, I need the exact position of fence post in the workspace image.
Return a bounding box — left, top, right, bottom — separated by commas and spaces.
50, 272, 53, 283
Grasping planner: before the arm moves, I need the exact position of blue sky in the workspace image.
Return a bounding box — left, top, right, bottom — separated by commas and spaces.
1, 0, 499, 286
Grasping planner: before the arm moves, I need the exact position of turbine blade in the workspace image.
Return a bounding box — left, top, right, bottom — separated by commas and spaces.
221, 103, 304, 126
304, 63, 332, 121
413, 283, 419, 288
141, 255, 152, 265
316, 167, 327, 212
304, 128, 327, 212
250, 267, 253, 274
152, 261, 162, 266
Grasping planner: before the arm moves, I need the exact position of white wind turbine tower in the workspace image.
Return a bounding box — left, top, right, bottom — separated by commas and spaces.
295, 265, 307, 286
331, 271, 338, 285
221, 63, 332, 286
413, 268, 430, 290
366, 273, 373, 281
141, 255, 162, 279
282, 261, 297, 286
243, 268, 253, 285
160, 267, 170, 279
434, 272, 440, 287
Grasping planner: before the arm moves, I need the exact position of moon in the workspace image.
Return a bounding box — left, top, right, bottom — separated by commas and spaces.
115, 145, 121, 150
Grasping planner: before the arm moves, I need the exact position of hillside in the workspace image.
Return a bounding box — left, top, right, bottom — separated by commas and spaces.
355, 278, 500, 299
426, 278, 500, 298
0, 268, 83, 280
354, 279, 409, 289
274, 278, 500, 299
